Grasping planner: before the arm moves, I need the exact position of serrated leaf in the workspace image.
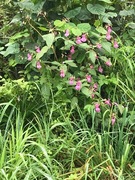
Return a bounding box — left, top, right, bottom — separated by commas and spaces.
88, 50, 96, 64
64, 7, 81, 18
2, 43, 20, 57
96, 27, 107, 34
42, 33, 55, 48
81, 87, 90, 97
102, 41, 112, 53
36, 46, 49, 59
78, 43, 90, 49
87, 4, 105, 15
77, 23, 91, 33
71, 28, 82, 36
64, 60, 77, 67
71, 97, 78, 109
54, 20, 65, 27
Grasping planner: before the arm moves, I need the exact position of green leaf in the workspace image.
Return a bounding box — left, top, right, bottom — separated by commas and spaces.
88, 50, 96, 64
42, 33, 55, 48
102, 41, 112, 53
36, 46, 49, 59
81, 87, 90, 97
78, 43, 90, 49
63, 60, 77, 67
2, 43, 20, 57
98, 0, 112, 3
77, 23, 91, 33
96, 27, 107, 34
64, 7, 81, 18
54, 20, 65, 27
71, 97, 78, 109
117, 104, 125, 115
87, 4, 105, 15
71, 28, 82, 36
41, 84, 50, 100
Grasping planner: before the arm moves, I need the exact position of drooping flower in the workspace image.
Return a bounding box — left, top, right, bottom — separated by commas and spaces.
36, 61, 42, 69
104, 99, 111, 106
96, 43, 102, 49
90, 65, 94, 69
106, 33, 111, 40
111, 115, 116, 125
113, 40, 119, 48
93, 83, 98, 90
64, 29, 70, 37
81, 34, 87, 42
107, 26, 112, 33
75, 80, 82, 90
105, 60, 112, 66
35, 46, 41, 53
69, 77, 75, 85
86, 75, 92, 83
60, 70, 65, 78
95, 103, 100, 113
27, 53, 32, 61
98, 66, 103, 73
68, 54, 72, 60
76, 36, 82, 44
70, 46, 75, 54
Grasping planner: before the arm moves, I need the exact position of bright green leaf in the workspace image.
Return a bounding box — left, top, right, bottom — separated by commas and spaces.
81, 87, 90, 97
42, 33, 55, 48
77, 23, 91, 33
71, 28, 82, 36
88, 50, 96, 64
36, 46, 49, 59
64, 60, 77, 67
54, 20, 65, 27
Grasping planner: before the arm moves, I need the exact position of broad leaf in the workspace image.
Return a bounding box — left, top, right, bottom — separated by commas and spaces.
81, 87, 90, 97
77, 23, 91, 33
42, 33, 55, 48
36, 46, 49, 59
87, 4, 105, 15
88, 50, 96, 64
64, 7, 81, 18
64, 60, 77, 67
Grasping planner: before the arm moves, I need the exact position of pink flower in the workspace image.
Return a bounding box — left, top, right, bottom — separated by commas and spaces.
64, 29, 70, 37
86, 75, 92, 83
95, 103, 100, 113
104, 99, 111, 106
35, 46, 41, 53
60, 70, 65, 78
111, 116, 116, 125
93, 83, 98, 90
96, 43, 102, 49
36, 61, 42, 69
91, 94, 95, 99
81, 34, 87, 42
107, 26, 112, 33
68, 54, 72, 60
69, 77, 75, 85
106, 33, 111, 40
105, 60, 112, 66
75, 80, 82, 90
70, 46, 75, 54
98, 66, 103, 73
90, 65, 94, 69
27, 53, 32, 61
76, 36, 82, 44
113, 40, 119, 48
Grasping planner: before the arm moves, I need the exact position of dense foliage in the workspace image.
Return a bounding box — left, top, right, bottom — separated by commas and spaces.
0, 0, 135, 179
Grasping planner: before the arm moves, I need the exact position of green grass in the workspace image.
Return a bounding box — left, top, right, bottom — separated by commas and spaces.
0, 99, 135, 180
